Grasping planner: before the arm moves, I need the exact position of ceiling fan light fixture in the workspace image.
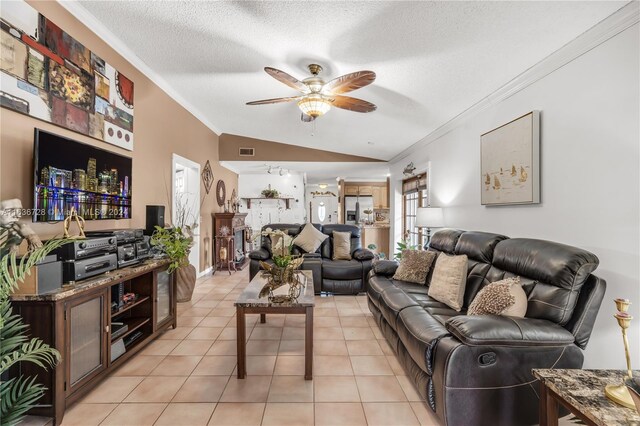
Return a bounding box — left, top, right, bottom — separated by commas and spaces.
298, 94, 331, 118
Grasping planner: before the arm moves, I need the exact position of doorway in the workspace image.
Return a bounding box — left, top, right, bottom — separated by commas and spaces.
172, 154, 200, 274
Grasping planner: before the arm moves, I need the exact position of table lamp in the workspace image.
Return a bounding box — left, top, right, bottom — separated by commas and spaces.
415, 207, 444, 248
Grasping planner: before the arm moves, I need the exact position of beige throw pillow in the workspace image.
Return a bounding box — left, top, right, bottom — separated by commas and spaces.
428, 254, 468, 311
392, 250, 437, 284
332, 231, 352, 260
293, 223, 328, 253
468, 277, 527, 317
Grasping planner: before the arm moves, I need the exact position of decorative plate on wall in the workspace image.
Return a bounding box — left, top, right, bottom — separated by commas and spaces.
216, 180, 226, 207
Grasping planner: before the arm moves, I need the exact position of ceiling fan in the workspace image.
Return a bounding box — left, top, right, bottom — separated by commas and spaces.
246, 64, 377, 122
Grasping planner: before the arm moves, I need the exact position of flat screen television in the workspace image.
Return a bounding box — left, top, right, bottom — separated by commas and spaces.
33, 129, 132, 222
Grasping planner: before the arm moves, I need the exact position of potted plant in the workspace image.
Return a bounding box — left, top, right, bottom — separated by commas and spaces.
151, 193, 199, 302
261, 185, 279, 199
151, 225, 196, 302
394, 239, 417, 260
0, 209, 66, 424
255, 229, 303, 302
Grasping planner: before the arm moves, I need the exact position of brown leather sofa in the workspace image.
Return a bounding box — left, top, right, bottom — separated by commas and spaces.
249, 223, 374, 294
367, 229, 606, 426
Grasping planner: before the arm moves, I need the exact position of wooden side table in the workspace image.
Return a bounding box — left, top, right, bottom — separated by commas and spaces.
533, 369, 640, 426
215, 236, 237, 275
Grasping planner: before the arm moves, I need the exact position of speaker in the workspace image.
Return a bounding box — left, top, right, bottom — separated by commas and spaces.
145, 205, 165, 235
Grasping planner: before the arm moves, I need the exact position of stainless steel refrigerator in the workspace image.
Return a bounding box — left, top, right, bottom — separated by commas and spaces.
344, 196, 374, 225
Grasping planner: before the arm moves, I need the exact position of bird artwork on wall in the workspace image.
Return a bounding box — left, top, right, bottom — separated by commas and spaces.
403, 162, 416, 176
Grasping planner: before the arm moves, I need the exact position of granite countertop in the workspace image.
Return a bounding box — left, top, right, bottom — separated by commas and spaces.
533, 369, 640, 425
361, 224, 390, 229
10, 258, 170, 302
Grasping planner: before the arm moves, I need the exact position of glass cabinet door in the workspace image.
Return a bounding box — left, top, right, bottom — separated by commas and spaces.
156, 269, 172, 326
67, 293, 106, 391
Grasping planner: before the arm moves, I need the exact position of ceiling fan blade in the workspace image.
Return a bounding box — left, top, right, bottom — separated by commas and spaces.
330, 95, 377, 113
264, 67, 310, 93
301, 113, 315, 123
323, 71, 376, 95
246, 96, 301, 105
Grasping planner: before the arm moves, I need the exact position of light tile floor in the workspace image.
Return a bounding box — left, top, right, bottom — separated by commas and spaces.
55, 268, 576, 426
57, 268, 436, 426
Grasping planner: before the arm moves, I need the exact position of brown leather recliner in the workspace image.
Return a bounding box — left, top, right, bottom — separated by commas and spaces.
367, 229, 606, 426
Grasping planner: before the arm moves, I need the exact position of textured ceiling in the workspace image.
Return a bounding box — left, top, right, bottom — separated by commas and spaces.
77, 1, 625, 160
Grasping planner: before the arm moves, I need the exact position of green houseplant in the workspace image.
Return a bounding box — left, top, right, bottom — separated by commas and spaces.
394, 239, 417, 260
261, 186, 279, 199
150, 192, 200, 303
150, 225, 196, 302
254, 229, 304, 302
0, 238, 66, 425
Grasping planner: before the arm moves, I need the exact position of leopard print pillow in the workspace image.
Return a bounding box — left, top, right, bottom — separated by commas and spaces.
467, 277, 527, 317
392, 250, 437, 284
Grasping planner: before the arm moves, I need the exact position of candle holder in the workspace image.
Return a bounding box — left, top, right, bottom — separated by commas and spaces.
605, 298, 635, 409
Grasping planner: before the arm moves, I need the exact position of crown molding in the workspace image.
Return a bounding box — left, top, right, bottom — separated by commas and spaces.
57, 0, 223, 136
390, 1, 639, 165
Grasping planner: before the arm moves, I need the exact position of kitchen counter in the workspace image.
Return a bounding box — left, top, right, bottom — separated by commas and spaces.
360, 223, 390, 229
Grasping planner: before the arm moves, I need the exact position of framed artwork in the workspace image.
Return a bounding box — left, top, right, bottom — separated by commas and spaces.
0, 0, 134, 150
481, 111, 540, 206
201, 160, 214, 194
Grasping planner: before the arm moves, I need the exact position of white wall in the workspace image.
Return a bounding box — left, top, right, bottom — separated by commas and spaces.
238, 173, 306, 231
389, 24, 639, 368
305, 184, 340, 224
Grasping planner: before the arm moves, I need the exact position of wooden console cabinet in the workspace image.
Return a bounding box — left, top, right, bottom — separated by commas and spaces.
10, 260, 176, 426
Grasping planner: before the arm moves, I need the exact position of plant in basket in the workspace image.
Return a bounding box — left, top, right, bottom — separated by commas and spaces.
254, 228, 304, 302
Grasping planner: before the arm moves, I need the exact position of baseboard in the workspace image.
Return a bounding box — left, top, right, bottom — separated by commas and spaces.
198, 267, 213, 278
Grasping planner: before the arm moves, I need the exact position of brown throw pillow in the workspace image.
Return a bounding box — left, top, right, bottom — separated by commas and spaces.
428, 254, 468, 311
332, 231, 352, 260
468, 277, 527, 317
392, 250, 437, 284
292, 223, 328, 253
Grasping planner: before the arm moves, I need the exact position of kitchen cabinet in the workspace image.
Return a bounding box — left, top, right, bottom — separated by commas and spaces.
344, 186, 359, 196
358, 186, 373, 196
363, 227, 390, 257
372, 186, 389, 209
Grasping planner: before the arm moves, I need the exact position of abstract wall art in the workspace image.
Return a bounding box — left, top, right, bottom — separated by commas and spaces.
0, 1, 135, 150
480, 111, 540, 206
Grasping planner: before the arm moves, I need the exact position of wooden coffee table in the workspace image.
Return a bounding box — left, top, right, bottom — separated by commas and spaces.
235, 271, 314, 380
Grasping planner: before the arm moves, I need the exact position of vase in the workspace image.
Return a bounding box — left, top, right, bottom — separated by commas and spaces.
176, 263, 197, 302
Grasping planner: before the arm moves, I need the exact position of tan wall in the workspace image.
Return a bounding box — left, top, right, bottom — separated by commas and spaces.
0, 1, 237, 273
220, 133, 384, 162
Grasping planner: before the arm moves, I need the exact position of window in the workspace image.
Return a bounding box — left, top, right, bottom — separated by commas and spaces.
402, 173, 428, 249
